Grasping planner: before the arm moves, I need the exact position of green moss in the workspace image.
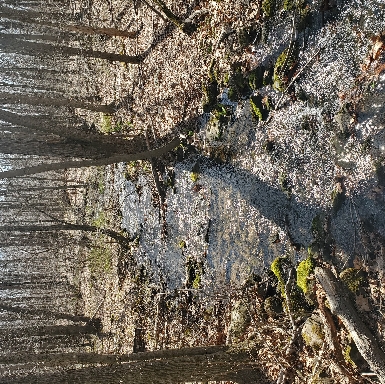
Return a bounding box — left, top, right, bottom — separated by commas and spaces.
262, 0, 276, 17
250, 95, 264, 121
273, 44, 298, 91
186, 258, 204, 289
271, 256, 288, 295
190, 172, 199, 182
228, 87, 236, 101
343, 345, 357, 367
248, 65, 265, 90
192, 273, 201, 289
213, 103, 230, 122
250, 94, 270, 121
340, 268, 363, 293
88, 245, 112, 275
283, 0, 295, 11
100, 114, 130, 134
92, 211, 107, 228
296, 257, 314, 294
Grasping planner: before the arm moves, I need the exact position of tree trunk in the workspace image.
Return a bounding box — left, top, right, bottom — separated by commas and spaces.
2, 346, 267, 384
0, 5, 139, 38
315, 267, 385, 383
0, 34, 144, 64
0, 136, 180, 179
0, 92, 116, 113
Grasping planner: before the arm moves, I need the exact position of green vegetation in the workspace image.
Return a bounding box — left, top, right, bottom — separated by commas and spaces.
89, 244, 112, 275
262, 0, 276, 18
186, 258, 204, 289
250, 94, 271, 122
92, 210, 108, 228
343, 345, 357, 367
296, 256, 314, 294
100, 114, 133, 134
339, 268, 363, 293
271, 256, 288, 295
273, 44, 298, 91
190, 172, 199, 182
283, 0, 295, 11
249, 65, 265, 90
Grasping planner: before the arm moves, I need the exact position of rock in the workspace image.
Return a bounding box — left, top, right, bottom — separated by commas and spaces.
263, 295, 283, 318
227, 300, 251, 342
301, 314, 324, 350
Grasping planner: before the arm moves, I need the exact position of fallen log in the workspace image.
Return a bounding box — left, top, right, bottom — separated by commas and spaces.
315, 267, 385, 383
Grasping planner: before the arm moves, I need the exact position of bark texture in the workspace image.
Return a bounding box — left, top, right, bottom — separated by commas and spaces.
315, 267, 385, 383
0, 136, 180, 179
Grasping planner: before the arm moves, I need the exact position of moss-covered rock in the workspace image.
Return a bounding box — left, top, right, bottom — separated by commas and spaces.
264, 295, 283, 318
248, 65, 265, 90
238, 25, 261, 48
339, 268, 364, 293
186, 258, 204, 289
302, 314, 324, 350
250, 94, 270, 121
227, 68, 251, 101
229, 300, 251, 340
296, 256, 314, 294
271, 255, 291, 295
273, 44, 298, 91
202, 80, 219, 112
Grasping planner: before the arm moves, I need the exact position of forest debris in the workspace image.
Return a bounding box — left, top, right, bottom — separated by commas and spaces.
315, 267, 385, 383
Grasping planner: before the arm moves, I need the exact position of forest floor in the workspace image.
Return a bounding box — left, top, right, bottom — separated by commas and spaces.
62, 0, 385, 382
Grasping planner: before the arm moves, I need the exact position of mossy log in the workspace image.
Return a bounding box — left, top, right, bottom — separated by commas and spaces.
315, 267, 385, 383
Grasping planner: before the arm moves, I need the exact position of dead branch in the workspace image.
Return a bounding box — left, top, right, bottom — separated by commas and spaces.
315, 267, 385, 384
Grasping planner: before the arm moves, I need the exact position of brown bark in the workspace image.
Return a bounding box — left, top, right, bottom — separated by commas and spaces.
315, 267, 385, 383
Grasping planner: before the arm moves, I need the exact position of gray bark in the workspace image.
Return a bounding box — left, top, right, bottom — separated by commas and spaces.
2, 346, 267, 384
0, 92, 116, 113
315, 267, 385, 383
0, 136, 180, 179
